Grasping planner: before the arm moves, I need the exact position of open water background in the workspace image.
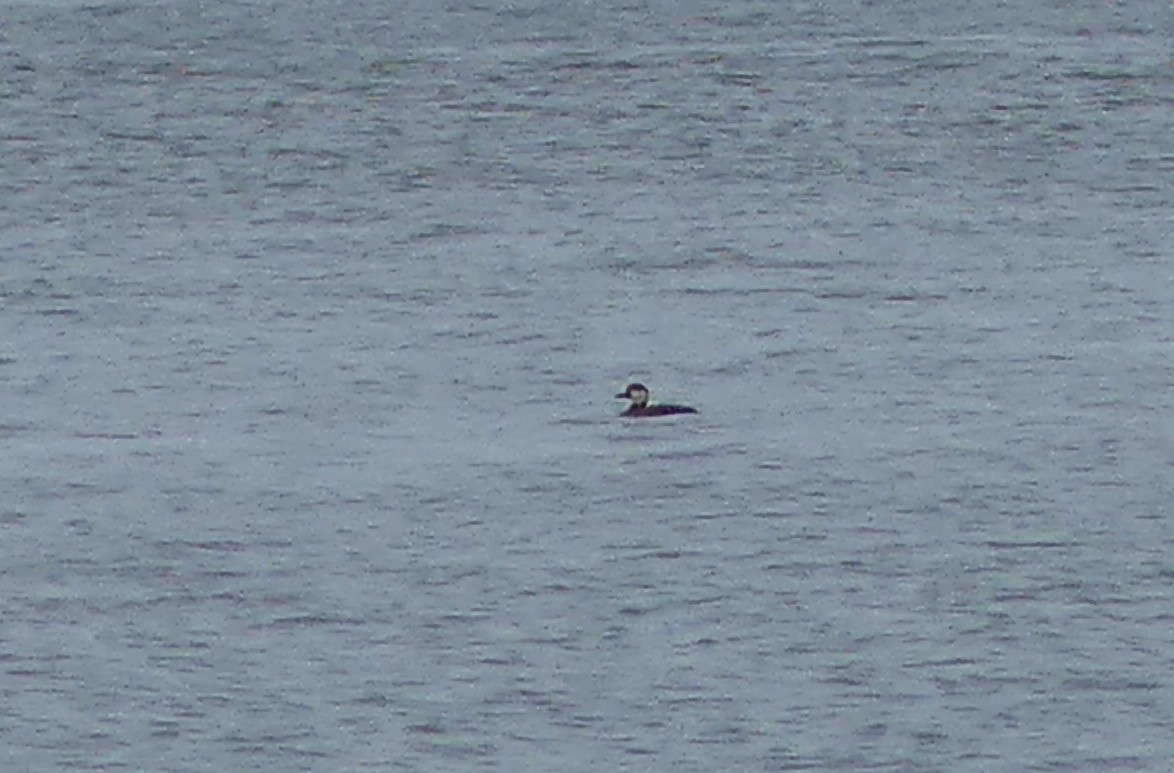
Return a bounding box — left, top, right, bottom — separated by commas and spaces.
2, 0, 1173, 770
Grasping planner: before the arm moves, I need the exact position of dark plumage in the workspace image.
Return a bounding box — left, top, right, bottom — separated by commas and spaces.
615, 383, 698, 418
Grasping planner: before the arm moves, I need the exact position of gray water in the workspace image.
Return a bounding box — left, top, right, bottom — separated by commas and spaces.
2, 0, 1173, 770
